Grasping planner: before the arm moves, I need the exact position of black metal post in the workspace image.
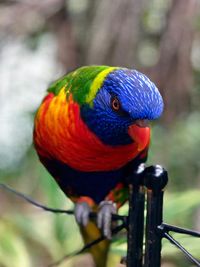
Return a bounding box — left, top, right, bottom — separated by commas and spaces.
127, 164, 145, 267
157, 224, 200, 266
143, 165, 168, 267
158, 223, 200, 237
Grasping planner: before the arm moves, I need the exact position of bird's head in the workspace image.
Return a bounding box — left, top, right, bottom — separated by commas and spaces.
79, 67, 164, 149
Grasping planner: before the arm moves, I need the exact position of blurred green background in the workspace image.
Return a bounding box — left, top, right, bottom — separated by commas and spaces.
0, 0, 200, 266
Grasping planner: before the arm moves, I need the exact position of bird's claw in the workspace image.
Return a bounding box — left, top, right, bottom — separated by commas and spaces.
97, 201, 117, 239
74, 202, 91, 226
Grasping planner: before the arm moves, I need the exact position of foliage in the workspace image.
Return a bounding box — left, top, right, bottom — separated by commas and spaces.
149, 112, 200, 190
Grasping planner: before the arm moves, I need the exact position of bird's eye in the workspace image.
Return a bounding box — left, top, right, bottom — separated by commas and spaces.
111, 96, 121, 111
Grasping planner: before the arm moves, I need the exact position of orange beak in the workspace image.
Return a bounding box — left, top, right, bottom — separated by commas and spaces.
128, 120, 150, 151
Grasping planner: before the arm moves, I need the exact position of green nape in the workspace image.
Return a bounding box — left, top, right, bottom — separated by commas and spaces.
48, 65, 110, 105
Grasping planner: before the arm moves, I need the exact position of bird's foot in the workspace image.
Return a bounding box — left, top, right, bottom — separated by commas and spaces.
74, 197, 94, 226
97, 200, 117, 239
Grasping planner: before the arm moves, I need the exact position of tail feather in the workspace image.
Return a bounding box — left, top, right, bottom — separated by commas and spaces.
80, 221, 110, 267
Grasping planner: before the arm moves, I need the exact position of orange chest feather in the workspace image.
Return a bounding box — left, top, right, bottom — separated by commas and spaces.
33, 90, 143, 172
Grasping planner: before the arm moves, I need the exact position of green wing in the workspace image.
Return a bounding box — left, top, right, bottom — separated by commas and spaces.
48, 65, 109, 105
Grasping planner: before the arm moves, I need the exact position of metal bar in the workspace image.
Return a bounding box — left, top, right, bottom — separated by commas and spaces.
164, 232, 200, 266
158, 223, 200, 238
143, 165, 168, 267
144, 190, 163, 267
127, 164, 145, 267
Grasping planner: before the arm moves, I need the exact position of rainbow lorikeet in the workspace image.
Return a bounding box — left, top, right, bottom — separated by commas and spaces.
33, 66, 163, 267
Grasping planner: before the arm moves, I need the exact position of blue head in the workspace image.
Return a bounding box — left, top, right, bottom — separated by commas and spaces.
81, 68, 164, 146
